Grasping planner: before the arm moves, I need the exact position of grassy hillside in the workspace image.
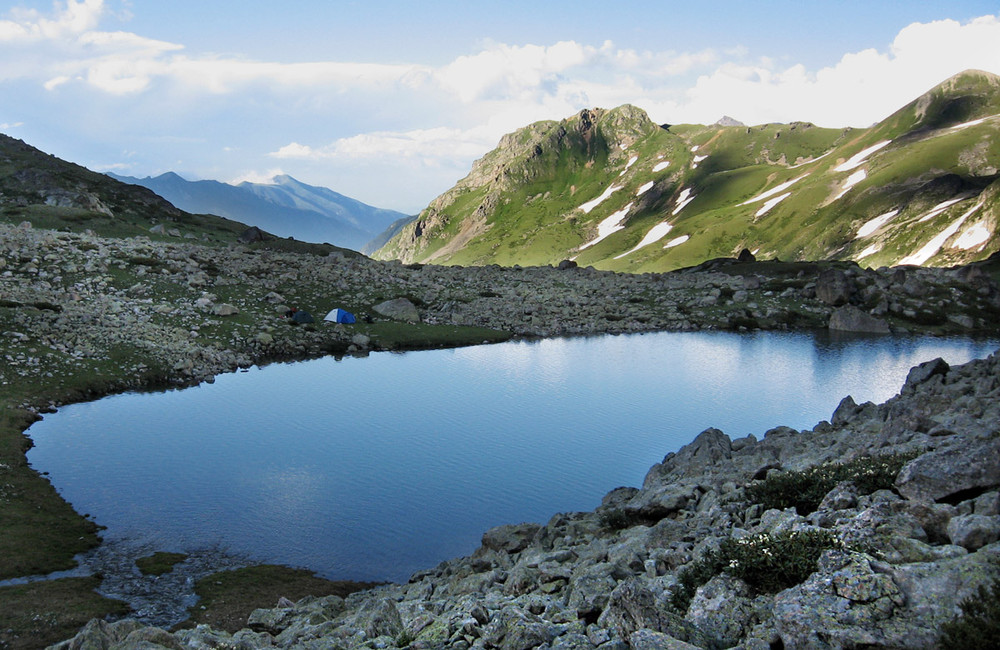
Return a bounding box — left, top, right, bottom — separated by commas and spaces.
374, 70, 1000, 271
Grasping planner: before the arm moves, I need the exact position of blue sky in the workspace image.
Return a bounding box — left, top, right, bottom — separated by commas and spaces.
2, 1, 999, 213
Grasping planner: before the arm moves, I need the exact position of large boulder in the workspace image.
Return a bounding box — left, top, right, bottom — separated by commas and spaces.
686, 575, 756, 648
373, 297, 421, 322
828, 305, 890, 333
816, 269, 853, 306
597, 577, 710, 647
481, 522, 542, 554
895, 437, 1000, 503
774, 547, 1000, 648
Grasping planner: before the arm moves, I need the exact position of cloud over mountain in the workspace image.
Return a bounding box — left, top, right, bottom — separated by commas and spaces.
2, 1, 999, 213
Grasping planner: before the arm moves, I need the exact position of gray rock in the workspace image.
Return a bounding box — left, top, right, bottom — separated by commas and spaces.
896, 437, 1000, 503
248, 605, 297, 634
773, 552, 905, 649
947, 514, 1000, 550
212, 303, 240, 316
597, 578, 709, 647
373, 297, 420, 322
628, 629, 703, 649
903, 357, 950, 390
816, 269, 852, 306
828, 305, 890, 333
686, 574, 754, 648
481, 606, 555, 650
481, 522, 542, 554
356, 597, 403, 638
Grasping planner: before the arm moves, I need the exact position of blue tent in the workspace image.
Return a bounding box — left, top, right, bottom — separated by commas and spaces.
324, 308, 356, 324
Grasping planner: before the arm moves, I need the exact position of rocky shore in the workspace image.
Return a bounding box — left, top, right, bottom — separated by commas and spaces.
52, 349, 1000, 649
2, 219, 1000, 648
2, 219, 998, 402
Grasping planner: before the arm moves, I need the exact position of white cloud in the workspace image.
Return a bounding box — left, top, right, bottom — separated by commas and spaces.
0, 0, 104, 42
656, 15, 1000, 126
270, 125, 498, 165
4, 2, 1000, 212
228, 168, 286, 185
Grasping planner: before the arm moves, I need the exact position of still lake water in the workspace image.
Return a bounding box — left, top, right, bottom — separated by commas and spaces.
27, 331, 999, 583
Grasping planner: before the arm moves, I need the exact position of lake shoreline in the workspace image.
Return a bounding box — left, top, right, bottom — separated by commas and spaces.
2, 221, 999, 647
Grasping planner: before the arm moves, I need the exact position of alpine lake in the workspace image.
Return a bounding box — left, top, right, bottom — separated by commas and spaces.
25, 330, 1000, 584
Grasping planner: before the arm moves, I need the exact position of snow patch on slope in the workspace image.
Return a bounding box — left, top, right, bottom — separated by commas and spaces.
741, 174, 809, 206
855, 210, 899, 239
755, 192, 791, 217
833, 169, 867, 200
858, 243, 882, 259
636, 181, 655, 196
579, 185, 622, 214
898, 202, 982, 265
652, 161, 670, 172
834, 140, 891, 172
664, 235, 690, 249
619, 156, 639, 176
579, 203, 633, 250
917, 197, 965, 223
615, 222, 674, 259
954, 223, 991, 249
671, 188, 695, 216
787, 150, 832, 169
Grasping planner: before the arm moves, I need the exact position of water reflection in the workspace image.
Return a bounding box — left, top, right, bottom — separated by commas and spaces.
27, 331, 998, 583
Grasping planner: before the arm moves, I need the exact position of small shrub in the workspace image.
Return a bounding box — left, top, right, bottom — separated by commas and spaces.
939, 566, 1000, 649
720, 530, 841, 594
670, 530, 841, 613
598, 508, 635, 531
744, 452, 919, 515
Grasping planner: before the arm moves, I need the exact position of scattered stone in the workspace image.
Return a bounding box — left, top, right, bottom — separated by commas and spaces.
212, 303, 240, 316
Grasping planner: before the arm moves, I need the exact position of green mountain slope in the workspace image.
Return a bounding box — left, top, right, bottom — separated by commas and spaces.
374, 70, 1000, 271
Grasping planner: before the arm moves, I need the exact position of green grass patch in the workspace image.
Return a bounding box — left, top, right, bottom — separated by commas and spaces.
135, 551, 188, 576
0, 409, 103, 580
177, 565, 380, 634
0, 577, 130, 650
361, 322, 512, 350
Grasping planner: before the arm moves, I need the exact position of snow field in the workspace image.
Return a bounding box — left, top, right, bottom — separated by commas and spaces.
579, 203, 634, 250
855, 210, 899, 239
614, 221, 674, 259
579, 184, 622, 214
740, 174, 809, 206
672, 188, 695, 216
833, 169, 867, 200
834, 140, 891, 172
898, 201, 983, 266
755, 192, 791, 217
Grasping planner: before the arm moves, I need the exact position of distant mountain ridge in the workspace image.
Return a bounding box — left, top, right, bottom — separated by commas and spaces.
109, 172, 411, 251
375, 69, 1000, 271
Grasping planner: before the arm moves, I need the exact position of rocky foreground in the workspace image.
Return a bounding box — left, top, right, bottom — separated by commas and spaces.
53, 348, 1000, 648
